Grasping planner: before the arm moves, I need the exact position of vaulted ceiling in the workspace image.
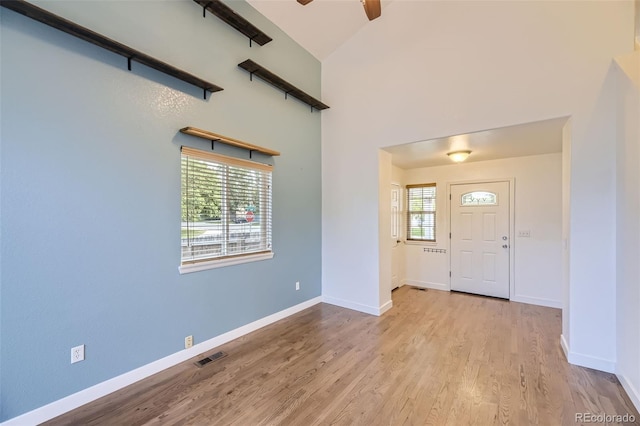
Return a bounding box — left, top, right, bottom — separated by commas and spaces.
248, 0, 394, 60
247, 0, 566, 169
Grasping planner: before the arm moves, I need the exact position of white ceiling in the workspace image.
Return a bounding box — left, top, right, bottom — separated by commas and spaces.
248, 0, 393, 61
383, 117, 568, 169
247, 2, 567, 169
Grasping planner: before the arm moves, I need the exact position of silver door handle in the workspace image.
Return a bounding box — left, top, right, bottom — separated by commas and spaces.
502, 244, 508, 249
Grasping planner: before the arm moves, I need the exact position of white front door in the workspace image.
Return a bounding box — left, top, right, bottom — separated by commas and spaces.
391, 184, 401, 290
450, 181, 510, 299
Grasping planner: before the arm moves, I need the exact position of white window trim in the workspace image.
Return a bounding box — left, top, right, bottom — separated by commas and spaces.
179, 251, 274, 274
405, 240, 438, 246
406, 183, 437, 243
180, 146, 273, 271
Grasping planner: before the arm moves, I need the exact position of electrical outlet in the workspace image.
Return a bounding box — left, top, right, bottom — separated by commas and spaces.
185, 335, 193, 349
518, 230, 531, 238
295, 281, 300, 291
71, 344, 85, 364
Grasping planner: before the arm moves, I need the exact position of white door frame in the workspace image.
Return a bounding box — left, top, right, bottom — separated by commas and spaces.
447, 178, 516, 299
391, 183, 402, 290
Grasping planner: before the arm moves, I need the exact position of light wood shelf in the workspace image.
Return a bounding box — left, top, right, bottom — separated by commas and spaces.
180, 127, 281, 157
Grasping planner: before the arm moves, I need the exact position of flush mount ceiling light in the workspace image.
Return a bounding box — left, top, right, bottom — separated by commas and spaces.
447, 150, 472, 163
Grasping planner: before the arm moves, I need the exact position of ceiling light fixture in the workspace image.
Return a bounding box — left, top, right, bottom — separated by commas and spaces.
447, 150, 471, 163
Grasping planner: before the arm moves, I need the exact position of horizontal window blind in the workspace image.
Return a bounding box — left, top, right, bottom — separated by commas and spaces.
181, 147, 272, 265
406, 183, 436, 242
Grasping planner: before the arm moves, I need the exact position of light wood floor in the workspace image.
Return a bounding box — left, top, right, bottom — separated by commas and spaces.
46, 287, 639, 425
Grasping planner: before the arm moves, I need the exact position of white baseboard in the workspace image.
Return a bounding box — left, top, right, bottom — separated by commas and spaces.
322, 295, 388, 316
510, 295, 562, 309
617, 373, 640, 413
379, 300, 393, 315
403, 282, 562, 310
565, 336, 640, 413
404, 280, 449, 292
567, 351, 615, 373
0, 296, 322, 426
560, 334, 615, 373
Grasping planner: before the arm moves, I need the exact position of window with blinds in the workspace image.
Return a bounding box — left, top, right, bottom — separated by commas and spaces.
181, 146, 273, 268
406, 183, 436, 242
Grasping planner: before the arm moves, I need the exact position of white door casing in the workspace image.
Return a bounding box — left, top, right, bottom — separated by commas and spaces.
450, 181, 511, 299
391, 184, 401, 290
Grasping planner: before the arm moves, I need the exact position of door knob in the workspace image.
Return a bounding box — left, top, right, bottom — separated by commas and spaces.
502, 236, 508, 240
502, 244, 508, 249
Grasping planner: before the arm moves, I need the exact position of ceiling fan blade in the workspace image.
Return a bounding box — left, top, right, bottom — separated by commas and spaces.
362, 0, 381, 20
297, 0, 313, 5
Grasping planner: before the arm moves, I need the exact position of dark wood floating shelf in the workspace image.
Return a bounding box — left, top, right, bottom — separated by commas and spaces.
238, 59, 329, 111
195, 0, 272, 46
1, 0, 223, 99
180, 127, 281, 157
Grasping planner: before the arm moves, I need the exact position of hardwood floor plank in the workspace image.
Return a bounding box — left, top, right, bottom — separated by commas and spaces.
45, 287, 640, 426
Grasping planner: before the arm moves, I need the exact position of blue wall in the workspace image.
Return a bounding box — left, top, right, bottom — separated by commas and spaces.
0, 1, 322, 420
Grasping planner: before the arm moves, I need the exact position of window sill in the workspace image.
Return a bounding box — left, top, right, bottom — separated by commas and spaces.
405, 240, 438, 246
179, 252, 274, 274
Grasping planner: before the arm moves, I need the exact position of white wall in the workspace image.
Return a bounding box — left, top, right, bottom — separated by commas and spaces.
391, 165, 406, 186
322, 0, 634, 372
615, 49, 640, 409
402, 154, 563, 307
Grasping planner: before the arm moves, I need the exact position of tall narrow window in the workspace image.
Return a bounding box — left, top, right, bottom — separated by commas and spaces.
181, 147, 272, 269
406, 183, 436, 242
